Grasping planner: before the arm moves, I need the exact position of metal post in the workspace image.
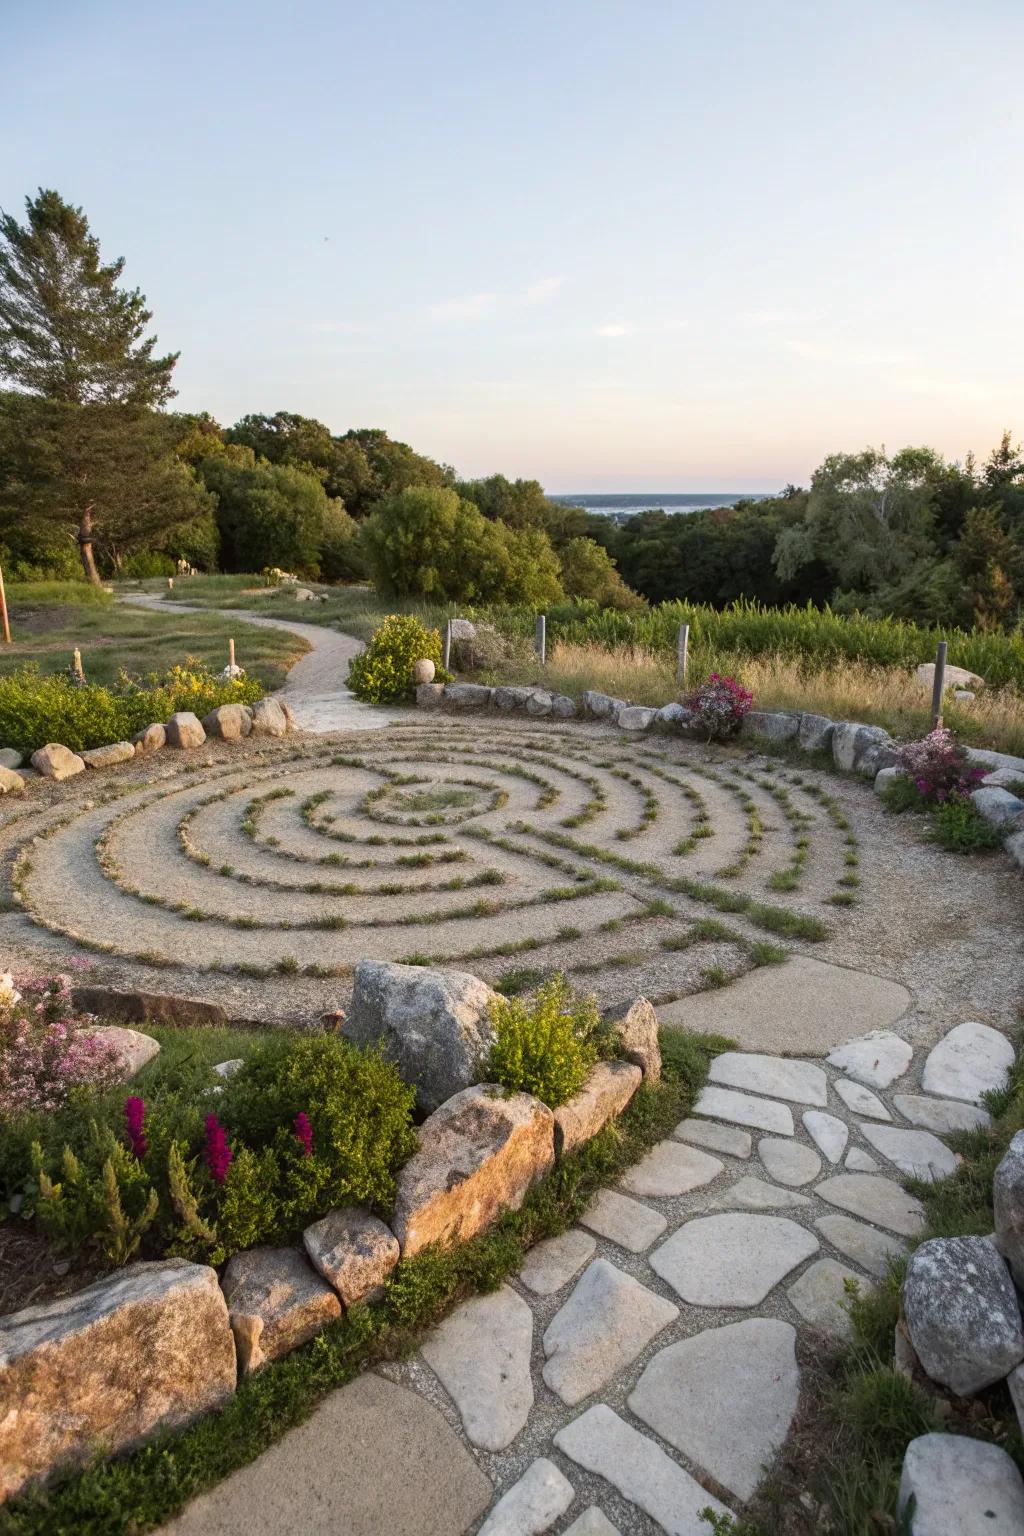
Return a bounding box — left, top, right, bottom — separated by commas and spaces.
535, 613, 546, 666
677, 622, 690, 684
0, 564, 10, 645
931, 640, 947, 731
442, 618, 452, 671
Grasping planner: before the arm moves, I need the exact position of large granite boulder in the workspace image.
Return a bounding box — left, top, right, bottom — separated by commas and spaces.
554, 1061, 642, 1156
0, 766, 24, 795
525, 690, 553, 716
654, 701, 695, 732
493, 686, 534, 711
994, 1131, 1024, 1288
0, 1260, 235, 1499
582, 690, 627, 720
393, 1085, 555, 1257
220, 1247, 340, 1374
798, 713, 835, 752
81, 741, 136, 769
831, 722, 892, 774
250, 697, 288, 737
303, 1208, 400, 1305
443, 683, 493, 709
971, 785, 1024, 829
903, 1236, 1024, 1396
551, 694, 577, 719
346, 960, 499, 1114
610, 996, 662, 1080
898, 1434, 1024, 1535
90, 1024, 161, 1078
416, 683, 445, 708
30, 742, 85, 780
133, 722, 166, 754
202, 703, 253, 741
0, 748, 22, 770
741, 711, 800, 745
915, 661, 985, 693
165, 712, 206, 749
617, 706, 657, 732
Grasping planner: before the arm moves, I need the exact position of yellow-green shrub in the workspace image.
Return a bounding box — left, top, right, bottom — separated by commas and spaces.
487, 975, 599, 1107
347, 613, 448, 703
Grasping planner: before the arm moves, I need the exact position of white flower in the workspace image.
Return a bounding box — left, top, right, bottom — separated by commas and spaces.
0, 972, 21, 1010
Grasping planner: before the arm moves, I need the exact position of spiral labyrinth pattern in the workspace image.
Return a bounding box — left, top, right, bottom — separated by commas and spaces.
2, 719, 871, 1016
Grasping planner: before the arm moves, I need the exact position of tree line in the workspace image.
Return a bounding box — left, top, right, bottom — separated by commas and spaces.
1, 188, 1022, 632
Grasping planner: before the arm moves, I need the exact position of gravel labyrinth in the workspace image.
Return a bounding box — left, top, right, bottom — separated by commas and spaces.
1, 715, 1023, 1041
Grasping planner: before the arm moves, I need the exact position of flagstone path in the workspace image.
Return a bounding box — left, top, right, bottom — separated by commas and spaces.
165, 1016, 1011, 1536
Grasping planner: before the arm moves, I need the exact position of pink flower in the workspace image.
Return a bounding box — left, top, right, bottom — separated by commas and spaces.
294, 1112, 313, 1157
204, 1114, 232, 1184
125, 1096, 148, 1159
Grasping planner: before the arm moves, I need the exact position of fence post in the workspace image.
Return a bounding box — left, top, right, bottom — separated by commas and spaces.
229, 638, 236, 672
677, 622, 690, 685
535, 613, 546, 666
930, 640, 947, 731
442, 619, 452, 671
0, 564, 10, 645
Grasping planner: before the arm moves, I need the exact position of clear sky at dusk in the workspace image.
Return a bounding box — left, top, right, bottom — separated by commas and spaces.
6, 0, 1023, 491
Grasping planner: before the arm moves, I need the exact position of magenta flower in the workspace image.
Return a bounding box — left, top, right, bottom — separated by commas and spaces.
125, 1096, 148, 1159
204, 1113, 233, 1184
294, 1111, 313, 1157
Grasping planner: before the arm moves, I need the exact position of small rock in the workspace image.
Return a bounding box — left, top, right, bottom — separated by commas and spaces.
833, 1078, 891, 1120
221, 1247, 341, 1374
133, 722, 166, 754
250, 697, 289, 737
554, 1061, 641, 1156
826, 1029, 912, 1089
201, 704, 253, 741
921, 1021, 1014, 1105
303, 1207, 400, 1305
650, 1213, 819, 1306
164, 712, 206, 749
542, 1258, 678, 1406
609, 996, 661, 1080
892, 1094, 991, 1135
412, 658, 436, 685
787, 1258, 865, 1337
758, 1136, 821, 1186
81, 741, 135, 769
0, 748, 23, 769
579, 1188, 666, 1252
654, 701, 694, 731
898, 1433, 1024, 1534
212, 1059, 244, 1080
616, 705, 656, 732
815, 1214, 907, 1278
859, 1123, 958, 1182
874, 765, 905, 794
393, 1086, 554, 1257
993, 1131, 1024, 1288
618, 1139, 723, 1198
803, 1110, 849, 1163
518, 1229, 596, 1296
30, 742, 85, 780
694, 1085, 794, 1134
0, 765, 24, 794
903, 1236, 1024, 1395
421, 1285, 534, 1451
674, 1117, 751, 1158
90, 1024, 160, 1078
817, 1174, 926, 1236
478, 1458, 574, 1536
709, 1051, 827, 1106
524, 690, 553, 717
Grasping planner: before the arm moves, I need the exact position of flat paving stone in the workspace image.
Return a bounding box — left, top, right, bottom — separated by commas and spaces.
628, 1318, 800, 1501
758, 1136, 821, 1187
833, 1079, 891, 1120
618, 1140, 723, 1198
892, 1094, 992, 1135
816, 1174, 926, 1236
420, 1285, 534, 1451
674, 1117, 752, 1158
519, 1230, 596, 1296
659, 956, 910, 1055
787, 1258, 867, 1337
580, 1189, 667, 1252
694, 1085, 794, 1135
921, 1021, 1014, 1105
541, 1258, 678, 1406
803, 1110, 849, 1163
564, 1510, 620, 1536
708, 1051, 828, 1106
162, 1373, 492, 1536
554, 1404, 731, 1535
478, 1458, 575, 1536
712, 1175, 812, 1212
845, 1148, 880, 1173
650, 1213, 819, 1306
815, 1213, 908, 1278
826, 1030, 912, 1089
898, 1432, 1024, 1536
859, 1123, 958, 1183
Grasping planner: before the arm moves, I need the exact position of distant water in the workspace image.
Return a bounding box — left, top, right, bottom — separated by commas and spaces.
549, 491, 776, 519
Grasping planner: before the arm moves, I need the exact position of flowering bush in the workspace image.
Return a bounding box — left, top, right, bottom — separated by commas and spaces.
0, 974, 122, 1118
894, 728, 986, 805
684, 672, 754, 740
347, 614, 450, 704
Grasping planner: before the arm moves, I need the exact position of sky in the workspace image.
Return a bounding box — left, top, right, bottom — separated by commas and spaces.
5, 0, 1024, 492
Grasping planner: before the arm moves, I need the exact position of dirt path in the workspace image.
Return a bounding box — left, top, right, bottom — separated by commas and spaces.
118, 593, 403, 733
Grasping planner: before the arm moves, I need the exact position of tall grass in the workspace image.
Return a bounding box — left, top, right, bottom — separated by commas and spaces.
7, 581, 114, 607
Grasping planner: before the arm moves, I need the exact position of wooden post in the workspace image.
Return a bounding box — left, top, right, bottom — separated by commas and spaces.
931, 640, 947, 731
72, 648, 85, 684
677, 622, 690, 684
442, 619, 452, 671
229, 637, 236, 671
168, 576, 174, 591
0, 564, 10, 645
535, 613, 547, 666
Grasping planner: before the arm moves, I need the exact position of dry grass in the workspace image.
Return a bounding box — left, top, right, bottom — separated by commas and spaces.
501, 641, 1024, 755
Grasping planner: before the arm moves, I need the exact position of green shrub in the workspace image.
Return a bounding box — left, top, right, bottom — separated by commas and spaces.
880, 776, 928, 813
32, 1126, 159, 1265
347, 614, 448, 704
486, 975, 599, 1107
120, 551, 176, 579
0, 663, 263, 755
928, 794, 1004, 853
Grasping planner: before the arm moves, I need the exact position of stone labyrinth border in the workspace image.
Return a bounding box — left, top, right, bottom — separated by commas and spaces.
3, 720, 869, 1006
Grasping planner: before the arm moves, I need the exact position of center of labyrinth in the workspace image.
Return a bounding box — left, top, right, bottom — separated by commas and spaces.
6, 721, 864, 1008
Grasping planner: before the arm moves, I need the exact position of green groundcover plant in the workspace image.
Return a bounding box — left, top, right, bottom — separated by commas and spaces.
486, 974, 604, 1106
347, 613, 450, 704
0, 663, 263, 756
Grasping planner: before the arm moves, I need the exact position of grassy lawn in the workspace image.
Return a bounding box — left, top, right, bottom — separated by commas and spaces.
1, 584, 309, 691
